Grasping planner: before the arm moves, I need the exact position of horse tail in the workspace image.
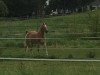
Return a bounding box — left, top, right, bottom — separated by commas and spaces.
24, 31, 28, 49
25, 31, 28, 39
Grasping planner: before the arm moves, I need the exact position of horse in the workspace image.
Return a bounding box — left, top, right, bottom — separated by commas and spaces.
25, 23, 48, 55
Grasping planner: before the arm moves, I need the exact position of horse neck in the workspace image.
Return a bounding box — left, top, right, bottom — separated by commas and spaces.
38, 29, 45, 38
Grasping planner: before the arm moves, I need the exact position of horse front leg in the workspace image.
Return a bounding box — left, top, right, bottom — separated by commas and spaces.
44, 42, 48, 56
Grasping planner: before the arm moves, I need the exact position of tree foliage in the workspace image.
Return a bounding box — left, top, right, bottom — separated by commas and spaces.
0, 0, 95, 17
3, 0, 47, 17
0, 0, 8, 16
45, 0, 95, 14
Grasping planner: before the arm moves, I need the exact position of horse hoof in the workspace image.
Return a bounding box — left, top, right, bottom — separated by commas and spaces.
46, 53, 48, 56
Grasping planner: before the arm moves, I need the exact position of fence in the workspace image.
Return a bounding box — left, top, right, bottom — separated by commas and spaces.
0, 58, 100, 75
0, 37, 100, 59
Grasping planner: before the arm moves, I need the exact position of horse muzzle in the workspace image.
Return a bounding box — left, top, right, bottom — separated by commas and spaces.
45, 30, 48, 33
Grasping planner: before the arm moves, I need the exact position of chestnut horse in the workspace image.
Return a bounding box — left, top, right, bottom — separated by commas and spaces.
25, 23, 48, 55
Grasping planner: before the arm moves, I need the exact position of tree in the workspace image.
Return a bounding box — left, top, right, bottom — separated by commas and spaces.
45, 0, 95, 14
3, 0, 47, 17
33, 0, 47, 17
0, 0, 8, 16
3, 0, 34, 17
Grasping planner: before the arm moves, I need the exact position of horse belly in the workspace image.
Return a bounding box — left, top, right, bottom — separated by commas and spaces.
26, 32, 43, 45
31, 39, 43, 45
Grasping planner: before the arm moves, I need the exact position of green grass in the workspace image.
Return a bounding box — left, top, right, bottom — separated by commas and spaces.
0, 47, 100, 59
0, 10, 100, 37
0, 10, 100, 75
0, 61, 100, 75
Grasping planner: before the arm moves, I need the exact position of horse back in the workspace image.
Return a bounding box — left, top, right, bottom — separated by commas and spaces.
26, 31, 38, 38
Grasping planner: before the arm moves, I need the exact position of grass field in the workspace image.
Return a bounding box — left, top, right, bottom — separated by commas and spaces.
0, 10, 100, 59
0, 48, 100, 59
0, 61, 100, 75
0, 10, 100, 75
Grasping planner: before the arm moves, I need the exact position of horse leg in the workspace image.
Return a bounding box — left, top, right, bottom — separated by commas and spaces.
29, 42, 33, 52
24, 44, 29, 52
44, 42, 48, 56
24, 41, 29, 52
26, 41, 32, 52
37, 44, 40, 52
26, 46, 29, 52
25, 44, 30, 52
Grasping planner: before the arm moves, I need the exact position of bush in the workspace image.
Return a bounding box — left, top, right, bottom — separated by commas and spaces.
48, 55, 57, 59
0, 0, 8, 16
5, 41, 15, 47
16, 42, 24, 48
34, 55, 47, 58
87, 51, 95, 58
88, 10, 100, 37
68, 54, 74, 59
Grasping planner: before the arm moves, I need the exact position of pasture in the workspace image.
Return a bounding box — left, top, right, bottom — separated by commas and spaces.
0, 61, 100, 75
0, 10, 100, 75
0, 10, 100, 59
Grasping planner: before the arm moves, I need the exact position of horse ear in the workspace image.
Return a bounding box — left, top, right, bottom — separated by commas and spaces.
43, 22, 45, 25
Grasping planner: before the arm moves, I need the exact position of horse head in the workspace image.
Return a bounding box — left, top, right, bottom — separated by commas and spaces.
41, 23, 48, 33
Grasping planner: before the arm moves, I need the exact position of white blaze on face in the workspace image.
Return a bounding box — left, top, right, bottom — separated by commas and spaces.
44, 24, 48, 30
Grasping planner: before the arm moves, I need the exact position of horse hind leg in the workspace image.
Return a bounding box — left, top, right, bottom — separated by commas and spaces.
24, 41, 28, 52
25, 44, 29, 52
29, 42, 33, 52
26, 45, 32, 52
24, 44, 29, 52
37, 44, 40, 52
24, 41, 32, 52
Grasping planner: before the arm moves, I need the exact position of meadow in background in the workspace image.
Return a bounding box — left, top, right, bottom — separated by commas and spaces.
0, 10, 100, 59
